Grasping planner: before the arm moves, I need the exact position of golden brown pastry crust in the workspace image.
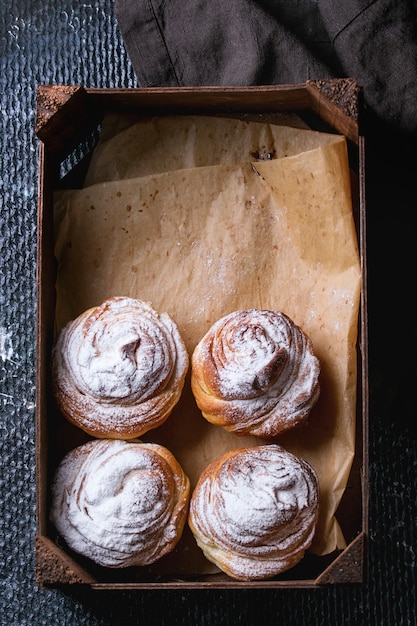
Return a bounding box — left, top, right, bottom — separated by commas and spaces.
50, 439, 190, 568
52, 297, 189, 438
188, 445, 319, 580
191, 309, 320, 437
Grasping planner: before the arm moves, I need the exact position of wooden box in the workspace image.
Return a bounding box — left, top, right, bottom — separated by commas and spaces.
35, 80, 368, 589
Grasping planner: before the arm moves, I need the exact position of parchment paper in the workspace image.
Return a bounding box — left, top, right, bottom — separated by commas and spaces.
83, 114, 345, 185
53, 115, 361, 574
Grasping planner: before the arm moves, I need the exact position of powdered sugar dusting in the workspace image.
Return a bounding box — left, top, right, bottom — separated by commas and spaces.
66, 307, 171, 403
189, 445, 319, 580
207, 310, 289, 400
52, 297, 189, 438
50, 439, 190, 567
192, 309, 320, 437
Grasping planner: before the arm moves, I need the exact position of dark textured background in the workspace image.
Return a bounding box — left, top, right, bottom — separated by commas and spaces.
1, 1, 416, 624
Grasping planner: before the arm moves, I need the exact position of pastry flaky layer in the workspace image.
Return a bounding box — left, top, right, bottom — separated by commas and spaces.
188, 445, 319, 580
50, 439, 190, 568
191, 309, 320, 437
52, 297, 189, 439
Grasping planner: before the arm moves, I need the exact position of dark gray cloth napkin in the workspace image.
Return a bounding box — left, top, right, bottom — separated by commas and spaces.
115, 0, 417, 135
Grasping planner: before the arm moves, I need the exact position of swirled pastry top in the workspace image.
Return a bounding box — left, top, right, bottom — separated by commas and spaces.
191, 309, 320, 437
52, 297, 189, 438
50, 439, 190, 568
188, 445, 319, 580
